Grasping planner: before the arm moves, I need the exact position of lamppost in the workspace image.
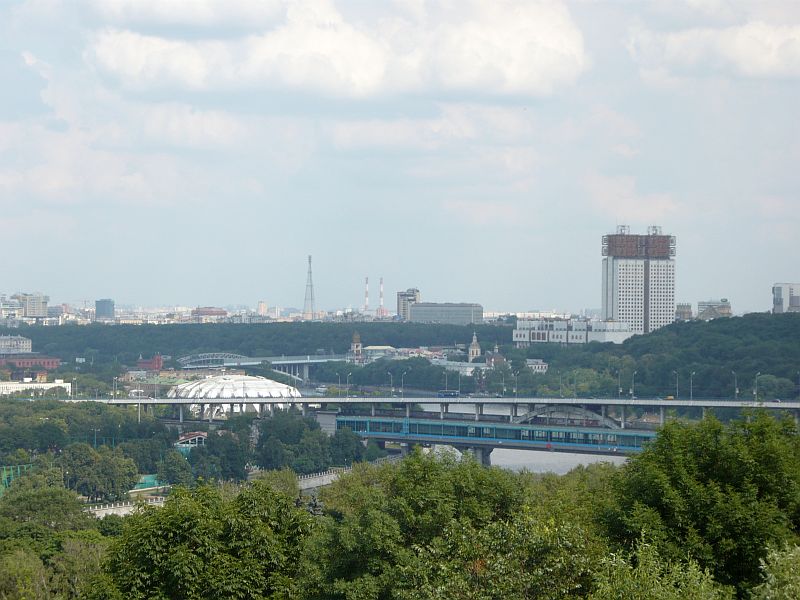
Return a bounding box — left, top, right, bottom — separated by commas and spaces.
617, 371, 622, 399
754, 372, 761, 401
690, 371, 696, 401
671, 370, 679, 399
573, 371, 578, 398
513, 373, 518, 398
346, 372, 352, 398
337, 373, 341, 394
72, 378, 77, 399
387, 372, 393, 395
401, 371, 409, 400
630, 371, 637, 398
558, 371, 563, 398
458, 372, 462, 396
444, 371, 448, 392
91, 428, 99, 448
731, 370, 738, 400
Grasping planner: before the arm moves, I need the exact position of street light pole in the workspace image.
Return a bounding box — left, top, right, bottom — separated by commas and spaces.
617, 371, 622, 399
672, 370, 678, 399
690, 371, 696, 401
754, 371, 761, 401
630, 371, 637, 398
387, 372, 393, 394
731, 370, 738, 400
346, 372, 352, 398
401, 371, 408, 400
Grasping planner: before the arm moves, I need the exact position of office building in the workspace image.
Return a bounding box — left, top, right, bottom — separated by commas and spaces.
772, 283, 800, 314
12, 293, 49, 318
0, 335, 32, 354
601, 225, 675, 335
408, 302, 483, 325
513, 317, 632, 346
675, 303, 693, 321
697, 298, 732, 320
397, 288, 420, 321
95, 299, 115, 321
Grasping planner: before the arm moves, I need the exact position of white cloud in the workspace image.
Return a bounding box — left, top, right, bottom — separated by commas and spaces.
585, 173, 679, 222
630, 21, 800, 78
86, 0, 588, 98
89, 0, 285, 28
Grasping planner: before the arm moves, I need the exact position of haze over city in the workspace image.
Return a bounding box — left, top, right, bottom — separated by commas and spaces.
1, 1, 798, 313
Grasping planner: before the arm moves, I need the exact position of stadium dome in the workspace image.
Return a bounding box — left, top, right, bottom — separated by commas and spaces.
168, 375, 300, 420
168, 374, 301, 399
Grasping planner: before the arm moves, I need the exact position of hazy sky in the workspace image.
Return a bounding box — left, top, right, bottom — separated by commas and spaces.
2, 0, 798, 314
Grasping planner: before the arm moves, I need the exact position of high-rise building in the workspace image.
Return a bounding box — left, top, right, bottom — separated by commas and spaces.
601, 225, 675, 335
12, 293, 49, 318
772, 283, 800, 314
396, 288, 420, 321
256, 301, 269, 316
95, 298, 115, 320
675, 303, 693, 321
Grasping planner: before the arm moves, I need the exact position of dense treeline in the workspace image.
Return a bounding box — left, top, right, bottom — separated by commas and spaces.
0, 400, 380, 498
0, 321, 512, 366
3, 412, 800, 598
4, 313, 800, 400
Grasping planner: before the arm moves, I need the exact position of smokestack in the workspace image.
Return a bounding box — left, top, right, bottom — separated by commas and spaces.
379, 277, 385, 317
364, 277, 369, 313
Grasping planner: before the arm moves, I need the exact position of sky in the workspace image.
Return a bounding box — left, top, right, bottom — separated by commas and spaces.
1, 0, 798, 314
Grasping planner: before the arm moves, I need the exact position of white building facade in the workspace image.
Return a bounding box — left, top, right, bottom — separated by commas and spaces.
601, 226, 675, 335
513, 317, 631, 346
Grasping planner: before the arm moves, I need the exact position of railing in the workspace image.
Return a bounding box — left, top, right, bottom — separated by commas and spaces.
86, 496, 166, 513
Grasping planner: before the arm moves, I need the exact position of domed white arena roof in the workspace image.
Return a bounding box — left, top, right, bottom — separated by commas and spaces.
168, 375, 301, 400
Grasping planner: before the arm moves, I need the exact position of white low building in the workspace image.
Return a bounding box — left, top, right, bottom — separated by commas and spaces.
0, 379, 71, 396
513, 317, 632, 347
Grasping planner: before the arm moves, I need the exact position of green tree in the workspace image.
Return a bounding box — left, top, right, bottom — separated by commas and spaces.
752, 545, 800, 600
606, 414, 800, 591
589, 540, 733, 600
157, 450, 194, 486
103, 482, 312, 599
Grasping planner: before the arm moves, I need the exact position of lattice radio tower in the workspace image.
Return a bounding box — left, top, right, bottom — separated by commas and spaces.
303, 255, 315, 320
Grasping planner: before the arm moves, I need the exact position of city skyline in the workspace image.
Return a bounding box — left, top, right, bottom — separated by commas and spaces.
1, 1, 798, 313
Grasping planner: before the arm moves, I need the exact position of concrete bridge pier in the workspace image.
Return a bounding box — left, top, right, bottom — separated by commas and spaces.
660, 406, 665, 426
511, 404, 518, 419
620, 405, 626, 429
371, 404, 376, 417
459, 446, 492, 466
179, 405, 184, 423
474, 403, 484, 421
440, 403, 448, 419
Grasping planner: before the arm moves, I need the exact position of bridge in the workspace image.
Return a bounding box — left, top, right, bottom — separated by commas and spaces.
176, 353, 349, 381
61, 395, 800, 425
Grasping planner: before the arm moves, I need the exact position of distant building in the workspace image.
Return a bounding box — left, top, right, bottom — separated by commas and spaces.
137, 354, 164, 371
12, 293, 49, 318
95, 298, 115, 321
191, 307, 227, 317
0, 296, 23, 319
468, 333, 481, 363
513, 317, 632, 346
772, 283, 800, 314
675, 303, 693, 321
0, 335, 32, 354
0, 379, 71, 396
697, 299, 732, 321
350, 331, 363, 364
526, 359, 549, 374
0, 355, 61, 370
256, 301, 269, 316
408, 302, 483, 325
397, 288, 420, 321
601, 225, 675, 334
